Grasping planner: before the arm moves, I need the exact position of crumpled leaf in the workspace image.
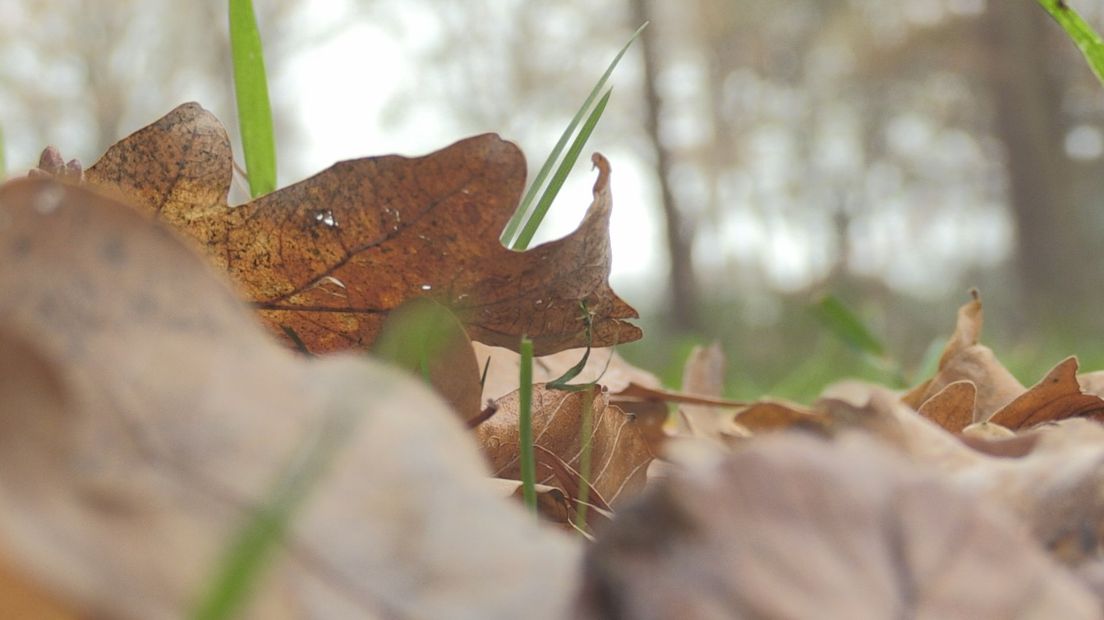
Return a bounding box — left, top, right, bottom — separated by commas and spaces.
988, 356, 1104, 429
475, 384, 655, 507
84, 102, 640, 356
903, 291, 1025, 419
0, 178, 580, 619
732, 399, 832, 434
917, 380, 976, 433
675, 342, 726, 437
576, 433, 1098, 619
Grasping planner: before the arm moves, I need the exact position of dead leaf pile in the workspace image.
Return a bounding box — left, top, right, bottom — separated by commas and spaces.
6, 104, 1104, 617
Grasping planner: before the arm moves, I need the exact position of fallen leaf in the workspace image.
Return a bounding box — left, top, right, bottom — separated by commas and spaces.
576, 433, 1098, 619
476, 384, 656, 507
0, 178, 580, 618
903, 292, 1024, 418
534, 445, 614, 531
675, 342, 726, 437
961, 421, 1016, 440
917, 380, 976, 433
84, 102, 640, 356
732, 399, 832, 434
988, 357, 1104, 429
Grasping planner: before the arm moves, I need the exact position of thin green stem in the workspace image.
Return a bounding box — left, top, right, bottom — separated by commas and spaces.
574, 388, 594, 531
229, 0, 277, 196
1037, 0, 1104, 86
192, 403, 358, 620
518, 337, 537, 515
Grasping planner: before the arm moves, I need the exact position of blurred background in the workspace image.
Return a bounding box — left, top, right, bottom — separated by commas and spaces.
2, 0, 1103, 399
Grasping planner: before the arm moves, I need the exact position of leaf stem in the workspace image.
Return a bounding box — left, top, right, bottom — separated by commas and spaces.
519, 337, 538, 515
574, 388, 594, 531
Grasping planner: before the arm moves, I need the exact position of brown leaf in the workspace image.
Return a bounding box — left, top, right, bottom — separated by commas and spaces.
987, 357, 1104, 429
576, 433, 1098, 618
732, 399, 832, 434
84, 102, 640, 356
917, 380, 976, 433
903, 292, 1024, 418
0, 178, 580, 618
476, 385, 656, 507
675, 342, 726, 437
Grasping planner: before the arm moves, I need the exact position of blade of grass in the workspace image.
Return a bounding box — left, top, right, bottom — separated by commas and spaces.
812, 294, 886, 357
229, 0, 277, 197
518, 337, 537, 515
501, 22, 647, 246
1037, 0, 1104, 86
574, 388, 594, 531
192, 402, 358, 620
512, 88, 612, 251
812, 294, 907, 388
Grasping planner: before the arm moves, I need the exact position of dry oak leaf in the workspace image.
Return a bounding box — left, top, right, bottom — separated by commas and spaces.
575, 433, 1099, 619
903, 291, 1024, 420
916, 379, 976, 433
476, 384, 656, 508
987, 356, 1104, 429
674, 342, 726, 438
0, 178, 580, 619
84, 102, 641, 356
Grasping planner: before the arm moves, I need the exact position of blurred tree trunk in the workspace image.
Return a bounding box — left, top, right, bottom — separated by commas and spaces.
631, 0, 701, 331
985, 2, 1085, 318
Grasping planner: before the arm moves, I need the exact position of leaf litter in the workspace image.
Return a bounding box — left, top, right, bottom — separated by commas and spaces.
5, 105, 1104, 617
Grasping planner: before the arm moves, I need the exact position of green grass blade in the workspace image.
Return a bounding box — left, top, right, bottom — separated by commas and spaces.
512, 88, 612, 251
574, 389, 594, 531
229, 0, 277, 197
519, 337, 538, 515
1038, 0, 1104, 86
192, 405, 357, 620
501, 22, 647, 247
812, 294, 886, 358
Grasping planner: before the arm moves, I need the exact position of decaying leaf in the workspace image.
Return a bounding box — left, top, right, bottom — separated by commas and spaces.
903, 291, 1025, 419
675, 342, 726, 437
0, 178, 580, 619
84, 102, 640, 356
476, 385, 655, 507
576, 433, 1098, 619
917, 379, 976, 433
732, 399, 832, 434
988, 357, 1104, 429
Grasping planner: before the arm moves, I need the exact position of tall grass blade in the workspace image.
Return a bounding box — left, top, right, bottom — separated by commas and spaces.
512, 88, 612, 251
192, 404, 357, 620
1038, 0, 1104, 86
501, 22, 647, 247
574, 388, 594, 531
812, 294, 886, 357
229, 0, 277, 197
518, 337, 538, 515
